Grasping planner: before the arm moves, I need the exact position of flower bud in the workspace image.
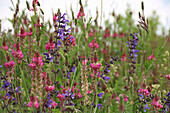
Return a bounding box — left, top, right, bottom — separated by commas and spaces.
141, 1, 144, 11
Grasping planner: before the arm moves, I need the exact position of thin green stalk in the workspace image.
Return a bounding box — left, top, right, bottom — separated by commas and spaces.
94, 76, 98, 113
99, 0, 103, 34
19, 66, 30, 100
70, 68, 77, 89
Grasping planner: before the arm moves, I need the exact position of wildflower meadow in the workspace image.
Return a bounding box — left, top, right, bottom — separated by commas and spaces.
0, 0, 170, 113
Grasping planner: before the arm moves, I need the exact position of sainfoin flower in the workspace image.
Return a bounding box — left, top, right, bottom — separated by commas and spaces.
18, 27, 27, 39
124, 96, 128, 102
113, 32, 118, 38
53, 13, 57, 22
151, 97, 163, 109
77, 6, 85, 19
103, 28, 110, 38
57, 93, 64, 99
165, 75, 170, 80
119, 32, 125, 38
46, 85, 55, 91
27, 102, 33, 107
29, 52, 43, 69
34, 101, 39, 108
120, 54, 127, 61
12, 43, 24, 64
89, 40, 99, 49
12, 50, 24, 60
148, 54, 156, 61
90, 63, 101, 70
26, 27, 33, 36
45, 43, 55, 51
32, 52, 44, 66
45, 35, 55, 51
2, 39, 8, 51
51, 101, 58, 108
78, 92, 82, 98
138, 88, 149, 96
4, 61, 15, 69
83, 59, 88, 65
29, 63, 36, 69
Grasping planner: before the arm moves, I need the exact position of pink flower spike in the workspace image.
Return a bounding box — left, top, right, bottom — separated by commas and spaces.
2, 45, 8, 51
90, 74, 94, 77
166, 75, 170, 80
46, 85, 55, 91
78, 92, 82, 98
124, 97, 128, 102
119, 32, 125, 38
87, 90, 91, 94
103, 28, 110, 38
88, 42, 93, 48
116, 96, 120, 102
77, 7, 85, 19
29, 63, 36, 69
83, 59, 88, 65
45, 43, 55, 51
113, 32, 118, 38
27, 102, 33, 107
50, 85, 55, 91
90, 63, 95, 69
51, 101, 58, 108
4, 62, 9, 68
151, 97, 163, 109
53, 13, 57, 21
95, 63, 101, 69
9, 61, 15, 68
2, 39, 8, 51
57, 93, 64, 99
27, 28, 33, 36
89, 40, 99, 49
120, 54, 127, 61
148, 54, 156, 61
18, 27, 27, 39
94, 42, 99, 48
34, 101, 39, 108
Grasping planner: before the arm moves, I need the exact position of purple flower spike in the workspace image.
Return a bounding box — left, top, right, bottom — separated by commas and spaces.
16, 86, 21, 93
144, 104, 149, 112
57, 40, 62, 47
71, 94, 75, 99
97, 92, 104, 98
97, 104, 102, 109
139, 94, 144, 100
71, 66, 76, 73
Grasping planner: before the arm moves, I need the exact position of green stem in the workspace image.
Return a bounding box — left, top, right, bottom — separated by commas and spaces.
70, 68, 77, 89
19, 66, 30, 100
94, 76, 98, 113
